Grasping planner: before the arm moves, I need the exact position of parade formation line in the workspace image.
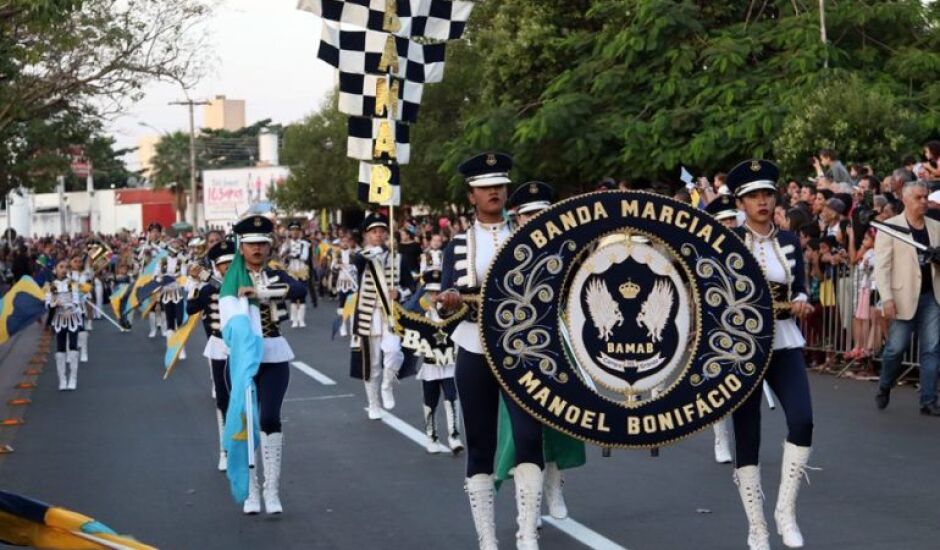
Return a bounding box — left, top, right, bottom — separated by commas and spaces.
290, 361, 337, 386
373, 407, 629, 550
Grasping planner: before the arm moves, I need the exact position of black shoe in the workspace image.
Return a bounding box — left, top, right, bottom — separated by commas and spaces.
919, 403, 940, 416
875, 389, 890, 410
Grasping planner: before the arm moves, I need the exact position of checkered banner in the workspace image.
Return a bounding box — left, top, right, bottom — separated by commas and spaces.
358, 161, 402, 206
318, 21, 447, 84
338, 72, 423, 124
298, 0, 475, 41
347, 116, 411, 165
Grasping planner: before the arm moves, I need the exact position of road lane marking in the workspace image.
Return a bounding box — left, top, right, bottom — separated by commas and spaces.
541, 516, 629, 550
372, 408, 452, 453
291, 361, 337, 385
374, 407, 628, 548
377, 409, 430, 447
284, 394, 355, 403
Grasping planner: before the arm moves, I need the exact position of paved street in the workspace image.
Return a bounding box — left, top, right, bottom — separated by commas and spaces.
1, 304, 938, 550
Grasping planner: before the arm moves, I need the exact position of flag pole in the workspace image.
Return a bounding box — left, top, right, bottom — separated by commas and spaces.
85, 302, 129, 332
386, 71, 397, 330
245, 385, 256, 469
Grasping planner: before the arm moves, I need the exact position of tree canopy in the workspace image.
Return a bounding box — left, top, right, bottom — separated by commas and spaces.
280, 0, 940, 209
0, 0, 210, 194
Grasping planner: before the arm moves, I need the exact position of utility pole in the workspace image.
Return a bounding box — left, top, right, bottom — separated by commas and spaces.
169, 99, 210, 227
57, 175, 66, 236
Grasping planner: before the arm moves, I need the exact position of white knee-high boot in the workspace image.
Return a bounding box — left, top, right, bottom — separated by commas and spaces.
94, 281, 103, 317
55, 352, 68, 391
543, 462, 568, 520
67, 350, 79, 390
261, 432, 283, 514
423, 405, 440, 453
78, 331, 88, 363
444, 399, 464, 455
208, 358, 216, 400
296, 303, 306, 327
289, 303, 298, 328
514, 463, 543, 550
714, 418, 734, 464
148, 312, 157, 338
775, 443, 812, 548
364, 375, 382, 420
337, 309, 348, 336
734, 465, 770, 550
243, 467, 261, 515
216, 409, 227, 472
465, 474, 498, 550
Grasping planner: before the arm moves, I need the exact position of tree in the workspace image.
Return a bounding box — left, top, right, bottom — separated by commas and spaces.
0, 0, 209, 134
0, 0, 210, 193
273, 93, 360, 212
773, 77, 926, 177
275, 0, 940, 209
442, 0, 940, 193
148, 131, 192, 221
199, 119, 283, 171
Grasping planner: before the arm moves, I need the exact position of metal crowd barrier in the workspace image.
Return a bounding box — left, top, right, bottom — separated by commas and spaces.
798, 264, 921, 379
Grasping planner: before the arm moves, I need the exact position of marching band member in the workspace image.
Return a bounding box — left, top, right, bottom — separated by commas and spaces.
187, 240, 235, 472
411, 268, 464, 454
81, 252, 97, 329
157, 239, 188, 361
419, 233, 445, 273
139, 223, 168, 338
439, 153, 545, 550
499, 181, 586, 524
726, 160, 815, 550
352, 214, 412, 419
91, 255, 104, 322
68, 254, 91, 363
187, 236, 216, 398
47, 259, 83, 391
233, 215, 307, 515
332, 234, 359, 337
705, 194, 741, 465
280, 222, 311, 328
114, 263, 133, 329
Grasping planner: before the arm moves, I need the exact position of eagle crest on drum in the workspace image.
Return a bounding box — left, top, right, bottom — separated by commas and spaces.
585, 278, 623, 342
637, 279, 674, 343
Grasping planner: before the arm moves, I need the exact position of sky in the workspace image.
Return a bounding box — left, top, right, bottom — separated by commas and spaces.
108, 0, 334, 170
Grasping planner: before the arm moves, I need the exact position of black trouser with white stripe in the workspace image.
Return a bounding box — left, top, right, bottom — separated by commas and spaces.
455, 349, 543, 477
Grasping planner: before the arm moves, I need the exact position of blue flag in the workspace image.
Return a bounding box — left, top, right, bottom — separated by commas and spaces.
219, 252, 264, 503
0, 276, 47, 345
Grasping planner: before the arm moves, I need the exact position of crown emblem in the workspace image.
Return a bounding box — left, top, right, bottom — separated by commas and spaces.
486, 154, 497, 166
253, 217, 262, 227
618, 279, 641, 300
750, 160, 761, 172
529, 183, 539, 194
